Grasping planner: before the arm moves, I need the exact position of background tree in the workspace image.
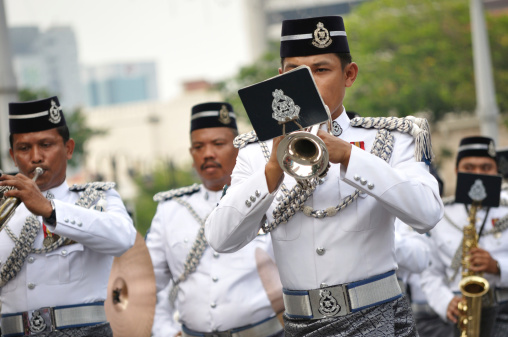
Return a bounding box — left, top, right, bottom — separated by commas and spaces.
17, 88, 107, 167
130, 161, 198, 235
344, 0, 508, 120
219, 0, 508, 122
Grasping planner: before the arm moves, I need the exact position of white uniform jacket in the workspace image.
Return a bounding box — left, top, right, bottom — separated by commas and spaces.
394, 218, 431, 284
0, 180, 136, 314
146, 186, 279, 337
421, 193, 508, 321
205, 112, 443, 291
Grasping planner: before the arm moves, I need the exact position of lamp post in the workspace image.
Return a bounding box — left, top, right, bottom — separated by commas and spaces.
470, 0, 499, 144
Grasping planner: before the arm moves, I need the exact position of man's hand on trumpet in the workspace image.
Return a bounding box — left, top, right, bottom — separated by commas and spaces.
0, 171, 53, 218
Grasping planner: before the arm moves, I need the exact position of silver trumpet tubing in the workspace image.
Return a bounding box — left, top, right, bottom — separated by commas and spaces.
0, 167, 43, 231
276, 114, 332, 181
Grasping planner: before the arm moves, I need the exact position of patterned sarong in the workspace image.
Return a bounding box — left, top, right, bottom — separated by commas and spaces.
28, 322, 113, 337
283, 295, 418, 337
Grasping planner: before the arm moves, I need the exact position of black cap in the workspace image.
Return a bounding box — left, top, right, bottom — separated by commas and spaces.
280, 16, 350, 58
456, 136, 497, 167
9, 96, 67, 134
190, 102, 237, 132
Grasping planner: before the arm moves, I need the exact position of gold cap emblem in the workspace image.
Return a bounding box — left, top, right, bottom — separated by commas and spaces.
312, 22, 332, 49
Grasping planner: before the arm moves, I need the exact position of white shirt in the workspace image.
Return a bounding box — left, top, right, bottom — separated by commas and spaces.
146, 186, 279, 337
205, 112, 443, 291
420, 193, 508, 320
394, 218, 431, 284
0, 180, 136, 314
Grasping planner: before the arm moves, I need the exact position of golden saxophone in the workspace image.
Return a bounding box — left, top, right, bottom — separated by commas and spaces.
457, 200, 490, 337
0, 167, 44, 231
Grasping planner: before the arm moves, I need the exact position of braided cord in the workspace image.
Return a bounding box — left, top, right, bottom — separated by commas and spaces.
0, 186, 107, 287
168, 196, 208, 303
262, 125, 394, 233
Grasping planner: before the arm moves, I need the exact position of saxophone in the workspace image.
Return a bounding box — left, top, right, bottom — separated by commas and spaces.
457, 201, 490, 337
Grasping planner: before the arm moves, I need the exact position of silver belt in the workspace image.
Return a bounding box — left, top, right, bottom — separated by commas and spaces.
283, 270, 402, 320
1, 302, 107, 336
181, 315, 282, 337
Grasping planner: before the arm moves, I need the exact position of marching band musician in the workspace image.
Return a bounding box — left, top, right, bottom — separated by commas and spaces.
205, 16, 443, 336
146, 102, 284, 337
420, 136, 508, 337
0, 96, 136, 337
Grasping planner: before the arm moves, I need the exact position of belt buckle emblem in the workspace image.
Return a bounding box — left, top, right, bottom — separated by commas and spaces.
24, 307, 53, 334
318, 289, 341, 317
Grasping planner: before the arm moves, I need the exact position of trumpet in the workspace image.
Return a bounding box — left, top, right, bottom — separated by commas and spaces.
276, 109, 333, 181
0, 167, 44, 230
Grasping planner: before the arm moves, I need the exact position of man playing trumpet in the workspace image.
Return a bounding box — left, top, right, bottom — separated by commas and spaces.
0, 96, 136, 337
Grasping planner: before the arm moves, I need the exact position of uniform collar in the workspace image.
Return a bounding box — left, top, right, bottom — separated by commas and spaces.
44, 180, 69, 200
202, 185, 223, 204
334, 109, 351, 134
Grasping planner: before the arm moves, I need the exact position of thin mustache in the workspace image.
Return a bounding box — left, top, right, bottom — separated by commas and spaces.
201, 160, 222, 171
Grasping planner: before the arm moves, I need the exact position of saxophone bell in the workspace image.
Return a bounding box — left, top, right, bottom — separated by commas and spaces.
0, 167, 44, 231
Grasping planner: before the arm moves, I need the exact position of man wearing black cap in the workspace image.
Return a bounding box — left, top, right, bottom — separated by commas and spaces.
206, 16, 443, 336
0, 96, 136, 336
421, 136, 508, 337
146, 102, 284, 337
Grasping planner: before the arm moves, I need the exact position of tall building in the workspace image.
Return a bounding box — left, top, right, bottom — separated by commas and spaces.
83, 62, 158, 107
9, 26, 84, 108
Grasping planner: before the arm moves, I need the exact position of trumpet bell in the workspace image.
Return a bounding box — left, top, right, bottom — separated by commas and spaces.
277, 130, 329, 180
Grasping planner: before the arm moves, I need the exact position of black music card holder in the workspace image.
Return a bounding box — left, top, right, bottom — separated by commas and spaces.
238, 65, 329, 141
455, 172, 502, 207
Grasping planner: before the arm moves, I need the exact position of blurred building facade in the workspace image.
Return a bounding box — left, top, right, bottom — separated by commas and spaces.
9, 26, 84, 108
83, 80, 249, 199
83, 62, 158, 107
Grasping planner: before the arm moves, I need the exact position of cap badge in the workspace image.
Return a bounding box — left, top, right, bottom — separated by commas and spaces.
218, 104, 231, 124
48, 100, 62, 124
312, 22, 332, 49
488, 141, 496, 158
272, 89, 300, 124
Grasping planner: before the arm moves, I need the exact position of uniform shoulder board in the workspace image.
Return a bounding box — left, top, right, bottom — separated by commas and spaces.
233, 130, 258, 149
69, 182, 116, 192
350, 116, 433, 164
153, 183, 200, 202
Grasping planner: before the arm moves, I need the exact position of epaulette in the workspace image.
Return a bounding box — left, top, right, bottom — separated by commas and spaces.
153, 183, 200, 202
350, 116, 433, 164
233, 130, 258, 149
502, 182, 508, 191
70, 182, 116, 192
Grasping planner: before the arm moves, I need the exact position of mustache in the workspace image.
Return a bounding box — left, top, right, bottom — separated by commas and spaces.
201, 160, 222, 171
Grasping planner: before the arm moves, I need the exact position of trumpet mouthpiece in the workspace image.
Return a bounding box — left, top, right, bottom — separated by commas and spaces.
33, 167, 44, 181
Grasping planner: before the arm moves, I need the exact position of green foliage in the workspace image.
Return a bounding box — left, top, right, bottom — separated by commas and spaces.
17, 88, 107, 167
345, 0, 508, 120
219, 0, 508, 122
131, 161, 199, 236
66, 109, 107, 167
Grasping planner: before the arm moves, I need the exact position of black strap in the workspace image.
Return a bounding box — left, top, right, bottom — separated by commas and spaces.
464, 204, 491, 244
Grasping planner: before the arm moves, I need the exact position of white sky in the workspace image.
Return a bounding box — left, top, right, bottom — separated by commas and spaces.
4, 0, 253, 100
